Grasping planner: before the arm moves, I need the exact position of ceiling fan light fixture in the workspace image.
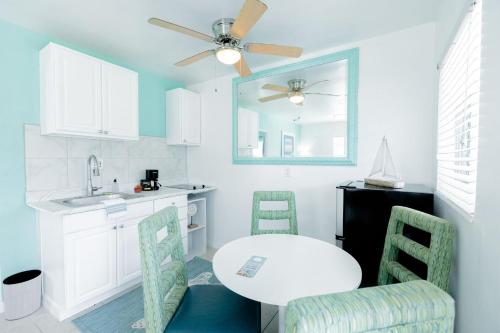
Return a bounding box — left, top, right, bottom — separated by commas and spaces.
289, 91, 305, 104
216, 47, 241, 65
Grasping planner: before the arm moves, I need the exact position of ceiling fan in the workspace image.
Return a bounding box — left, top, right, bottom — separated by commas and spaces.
259, 79, 342, 105
148, 0, 303, 77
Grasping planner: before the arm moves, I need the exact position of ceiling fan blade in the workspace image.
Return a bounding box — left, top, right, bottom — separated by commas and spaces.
230, 0, 268, 39
262, 83, 288, 93
245, 43, 303, 58
258, 93, 288, 103
234, 55, 252, 77
175, 50, 215, 66
304, 93, 343, 96
148, 18, 213, 43
303, 80, 329, 91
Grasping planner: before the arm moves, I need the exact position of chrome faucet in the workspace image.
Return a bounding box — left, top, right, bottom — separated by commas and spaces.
87, 154, 102, 196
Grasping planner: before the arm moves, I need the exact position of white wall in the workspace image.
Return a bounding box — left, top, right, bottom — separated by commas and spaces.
434, 0, 500, 332
187, 23, 437, 249
299, 122, 346, 157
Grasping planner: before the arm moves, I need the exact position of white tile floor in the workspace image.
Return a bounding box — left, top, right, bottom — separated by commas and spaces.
0, 249, 279, 333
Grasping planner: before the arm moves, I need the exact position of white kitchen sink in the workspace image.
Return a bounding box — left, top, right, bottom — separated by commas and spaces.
54, 193, 141, 207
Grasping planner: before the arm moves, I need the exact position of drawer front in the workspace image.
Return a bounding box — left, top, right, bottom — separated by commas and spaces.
64, 201, 154, 234
64, 209, 108, 234
154, 195, 187, 212
114, 201, 154, 222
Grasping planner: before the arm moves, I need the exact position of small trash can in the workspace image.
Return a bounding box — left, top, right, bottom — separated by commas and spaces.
2, 270, 41, 320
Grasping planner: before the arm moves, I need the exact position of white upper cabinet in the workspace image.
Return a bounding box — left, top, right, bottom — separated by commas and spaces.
101, 62, 139, 139
40, 43, 139, 140
166, 88, 201, 145
238, 108, 259, 149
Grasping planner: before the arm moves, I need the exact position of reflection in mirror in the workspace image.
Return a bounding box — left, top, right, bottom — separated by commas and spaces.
233, 49, 357, 165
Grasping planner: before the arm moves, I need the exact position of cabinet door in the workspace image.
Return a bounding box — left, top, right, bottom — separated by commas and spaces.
54, 46, 102, 134
101, 63, 139, 139
181, 90, 201, 145
247, 111, 259, 148
238, 109, 249, 149
238, 108, 259, 149
117, 218, 142, 285
65, 225, 117, 306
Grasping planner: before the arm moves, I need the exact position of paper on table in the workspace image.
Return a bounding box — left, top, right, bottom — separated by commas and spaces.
237, 256, 267, 278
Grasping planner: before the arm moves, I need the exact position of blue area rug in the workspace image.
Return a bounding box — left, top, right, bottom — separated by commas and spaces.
73, 257, 219, 333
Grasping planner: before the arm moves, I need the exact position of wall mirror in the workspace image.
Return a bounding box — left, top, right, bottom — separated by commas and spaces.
232, 48, 358, 165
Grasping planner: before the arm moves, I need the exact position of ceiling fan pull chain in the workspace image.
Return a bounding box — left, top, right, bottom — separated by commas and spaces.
213, 57, 218, 93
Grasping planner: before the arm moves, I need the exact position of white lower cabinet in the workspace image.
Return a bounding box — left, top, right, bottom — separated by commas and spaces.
38, 195, 188, 320
65, 225, 117, 307
117, 218, 142, 285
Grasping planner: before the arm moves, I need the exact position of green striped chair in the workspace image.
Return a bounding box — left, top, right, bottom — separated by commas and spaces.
285, 280, 455, 333
285, 206, 455, 332
251, 191, 298, 235
378, 206, 454, 291
139, 206, 261, 333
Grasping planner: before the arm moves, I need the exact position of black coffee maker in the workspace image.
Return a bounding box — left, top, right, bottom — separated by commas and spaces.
142, 169, 160, 191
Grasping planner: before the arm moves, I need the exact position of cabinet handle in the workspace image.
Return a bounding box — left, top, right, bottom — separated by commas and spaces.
183, 139, 187, 143
120, 224, 124, 229
112, 226, 117, 230
171, 202, 176, 206
103, 130, 109, 135
98, 129, 103, 134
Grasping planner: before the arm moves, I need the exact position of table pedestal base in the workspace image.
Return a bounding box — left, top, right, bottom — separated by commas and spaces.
279, 305, 286, 333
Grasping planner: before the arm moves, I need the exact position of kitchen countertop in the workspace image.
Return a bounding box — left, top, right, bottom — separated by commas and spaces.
28, 186, 216, 215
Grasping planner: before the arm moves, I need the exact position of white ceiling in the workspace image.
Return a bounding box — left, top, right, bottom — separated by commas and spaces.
0, 0, 439, 84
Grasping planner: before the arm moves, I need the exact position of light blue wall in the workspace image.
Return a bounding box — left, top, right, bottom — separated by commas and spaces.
258, 111, 301, 157
0, 19, 182, 295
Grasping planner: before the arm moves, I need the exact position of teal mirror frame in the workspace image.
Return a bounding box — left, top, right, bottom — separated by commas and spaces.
232, 48, 359, 165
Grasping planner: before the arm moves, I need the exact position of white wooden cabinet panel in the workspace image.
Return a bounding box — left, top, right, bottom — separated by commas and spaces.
64, 209, 108, 234
181, 90, 201, 145
101, 62, 139, 139
39, 194, 189, 320
238, 108, 259, 149
166, 88, 201, 145
114, 201, 153, 222
49, 46, 102, 135
117, 218, 142, 284
154, 195, 188, 212
40, 43, 138, 140
65, 225, 117, 306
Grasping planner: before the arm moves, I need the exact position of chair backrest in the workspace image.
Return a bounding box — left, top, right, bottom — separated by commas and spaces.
139, 206, 188, 333
251, 191, 298, 235
285, 280, 455, 333
378, 206, 454, 291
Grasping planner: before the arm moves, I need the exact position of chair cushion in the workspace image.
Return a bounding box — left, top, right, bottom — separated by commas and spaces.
165, 284, 261, 333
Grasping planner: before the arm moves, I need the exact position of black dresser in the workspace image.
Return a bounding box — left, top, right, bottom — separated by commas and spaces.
336, 181, 434, 287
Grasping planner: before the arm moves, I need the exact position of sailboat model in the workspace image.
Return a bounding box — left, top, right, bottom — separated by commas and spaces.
365, 137, 405, 189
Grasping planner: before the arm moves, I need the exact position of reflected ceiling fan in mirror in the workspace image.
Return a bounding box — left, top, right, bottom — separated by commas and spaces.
259, 79, 342, 105
148, 0, 303, 77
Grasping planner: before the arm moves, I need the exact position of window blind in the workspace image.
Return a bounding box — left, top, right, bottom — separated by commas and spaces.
437, 0, 482, 215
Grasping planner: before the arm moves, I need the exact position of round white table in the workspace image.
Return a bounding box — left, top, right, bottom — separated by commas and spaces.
213, 234, 362, 333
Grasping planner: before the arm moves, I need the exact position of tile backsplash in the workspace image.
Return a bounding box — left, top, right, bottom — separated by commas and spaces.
24, 124, 188, 202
